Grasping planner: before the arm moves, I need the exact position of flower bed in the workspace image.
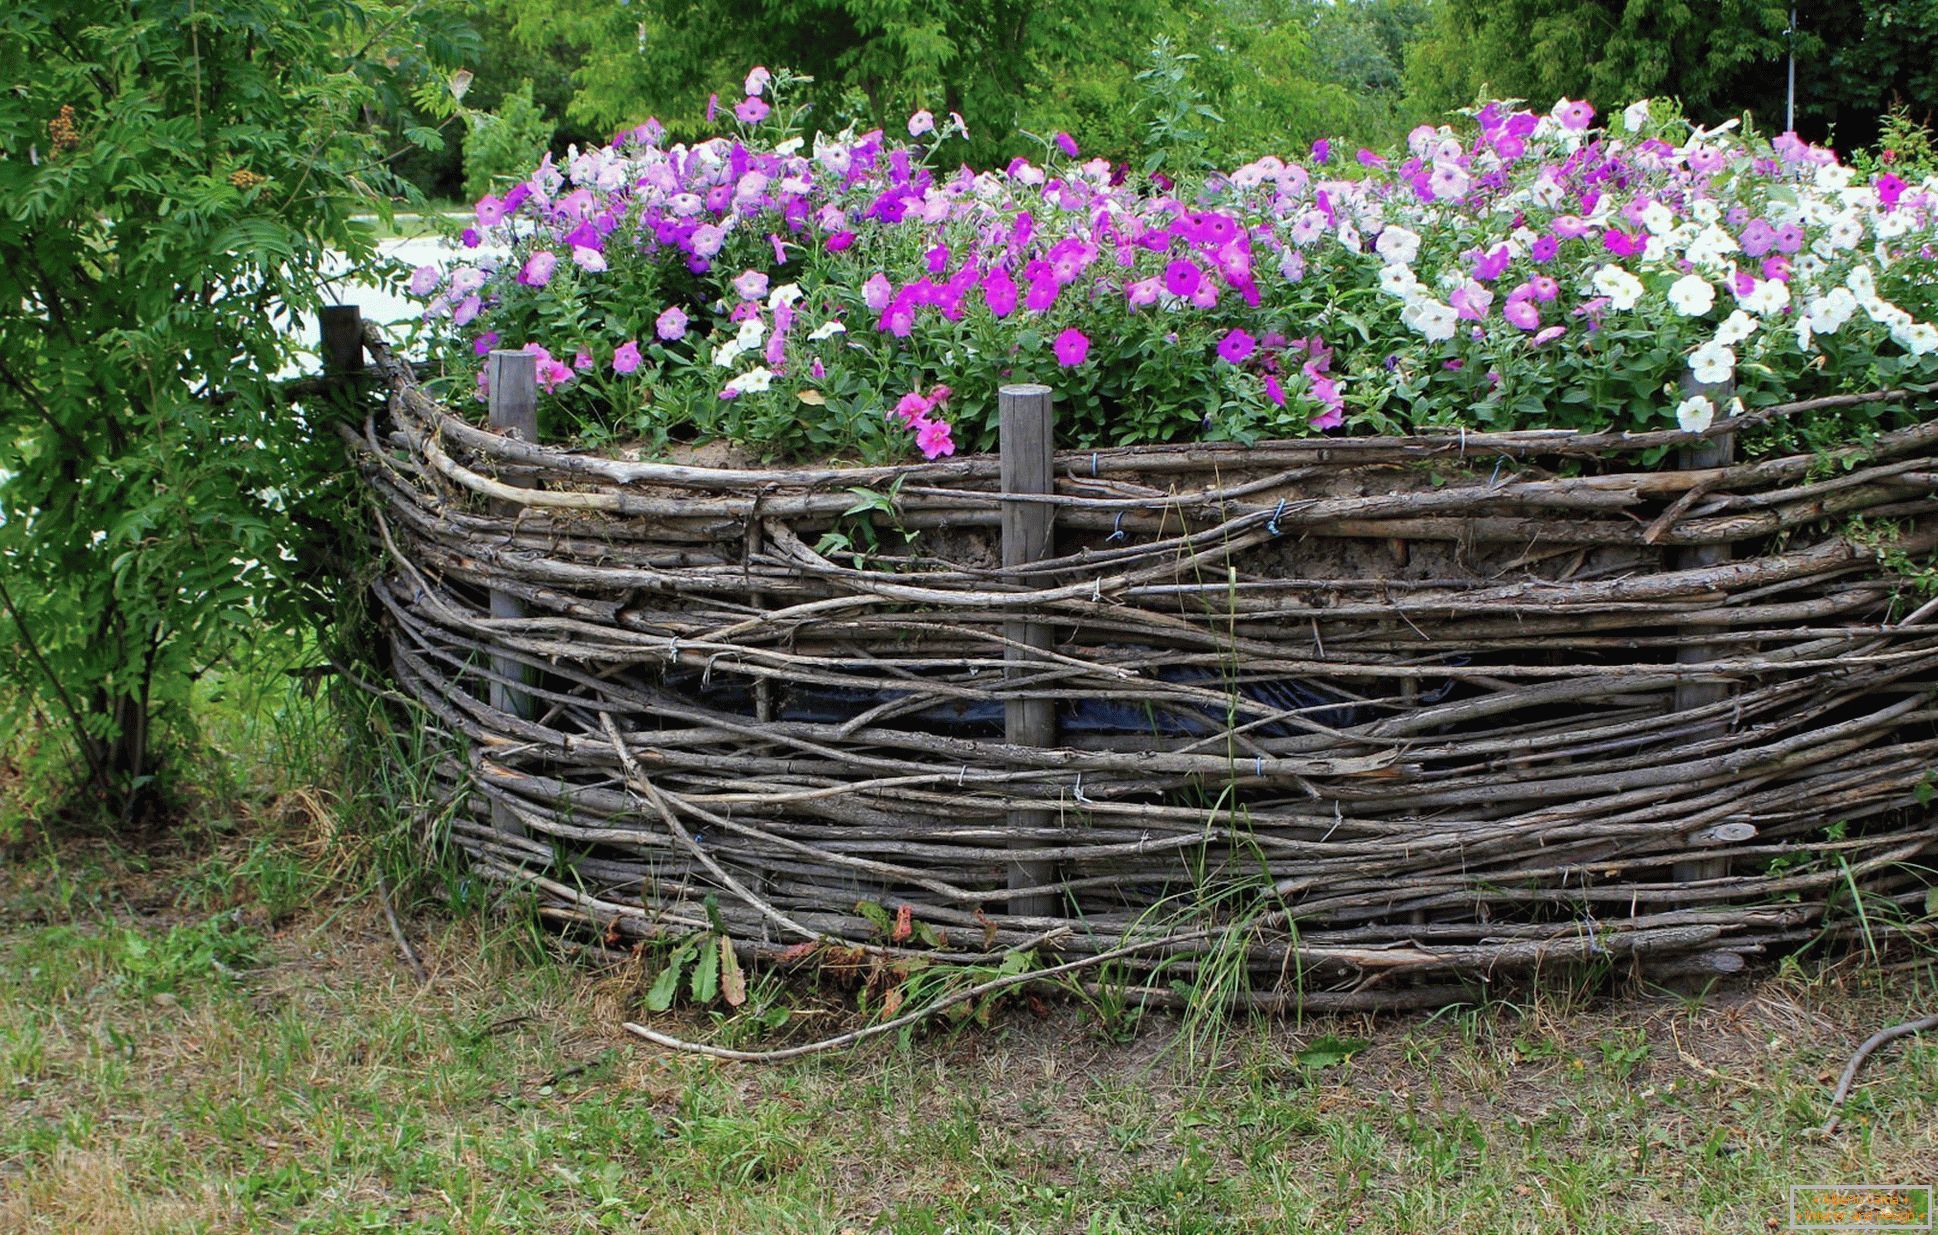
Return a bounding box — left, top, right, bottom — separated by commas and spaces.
366, 80, 1938, 1006
351, 329, 1938, 1004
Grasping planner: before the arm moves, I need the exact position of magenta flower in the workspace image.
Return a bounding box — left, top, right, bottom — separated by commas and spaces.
1601, 230, 1644, 258
824, 231, 856, 252
474, 194, 507, 228
1216, 329, 1256, 364
1503, 298, 1540, 331
1053, 328, 1090, 366
1877, 172, 1908, 208
863, 273, 894, 313
1023, 276, 1058, 313
574, 349, 594, 372
613, 340, 642, 374
472, 332, 500, 357
1532, 325, 1567, 346
915, 417, 955, 459
1310, 138, 1331, 163
1163, 259, 1203, 298
1263, 373, 1285, 406
982, 268, 1018, 318
1553, 98, 1595, 131
735, 95, 770, 125
1054, 132, 1079, 158
654, 306, 688, 341
1125, 277, 1160, 308
1529, 233, 1560, 262
892, 390, 931, 427
461, 227, 481, 248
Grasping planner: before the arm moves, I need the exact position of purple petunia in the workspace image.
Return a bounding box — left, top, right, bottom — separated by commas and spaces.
655, 306, 688, 341
1216, 329, 1256, 364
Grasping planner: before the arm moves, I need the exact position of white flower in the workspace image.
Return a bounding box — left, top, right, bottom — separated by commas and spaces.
767, 282, 804, 311
1642, 201, 1676, 235
1875, 209, 1916, 239
806, 319, 847, 341
1827, 214, 1863, 251
1684, 225, 1740, 271
1898, 322, 1938, 357
1592, 265, 1644, 311
1689, 340, 1736, 385
1336, 222, 1362, 253
1691, 200, 1722, 225
1847, 265, 1877, 298
1714, 309, 1757, 347
1404, 298, 1458, 342
735, 317, 766, 349
724, 366, 774, 396
1815, 163, 1855, 192
1377, 264, 1421, 298
1743, 278, 1790, 316
1676, 394, 1716, 433
712, 339, 746, 369
773, 136, 805, 156
1667, 274, 1716, 317
1623, 100, 1652, 133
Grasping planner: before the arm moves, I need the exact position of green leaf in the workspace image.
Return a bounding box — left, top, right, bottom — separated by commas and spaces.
690, 936, 720, 1004
855, 899, 894, 937
644, 937, 700, 1011
1294, 1034, 1371, 1071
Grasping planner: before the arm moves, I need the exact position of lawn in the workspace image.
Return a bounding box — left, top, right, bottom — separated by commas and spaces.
3, 810, 1934, 1235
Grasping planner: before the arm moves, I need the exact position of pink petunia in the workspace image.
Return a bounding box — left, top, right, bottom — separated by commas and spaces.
613, 341, 642, 374
517, 250, 558, 287
1216, 329, 1256, 364
655, 306, 688, 341
915, 417, 955, 459
735, 96, 769, 125
1053, 328, 1090, 366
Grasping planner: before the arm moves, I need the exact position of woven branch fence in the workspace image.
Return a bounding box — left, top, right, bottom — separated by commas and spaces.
336, 316, 1938, 1010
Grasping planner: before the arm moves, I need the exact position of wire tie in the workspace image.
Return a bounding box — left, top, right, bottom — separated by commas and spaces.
1488, 455, 1505, 488
1255, 755, 1265, 777
1267, 497, 1286, 536
1090, 451, 1099, 477
1107, 511, 1126, 542
958, 765, 969, 786
1074, 773, 1093, 804
666, 637, 680, 661
1091, 576, 1103, 602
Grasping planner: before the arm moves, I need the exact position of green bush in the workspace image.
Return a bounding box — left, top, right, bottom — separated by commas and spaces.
462, 80, 555, 202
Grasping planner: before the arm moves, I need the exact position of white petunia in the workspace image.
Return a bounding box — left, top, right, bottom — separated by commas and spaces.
712, 339, 746, 369
1667, 274, 1716, 316
1641, 201, 1676, 235
1714, 309, 1757, 347
767, 282, 804, 310
1378, 264, 1421, 298
1689, 340, 1736, 385
1743, 278, 1790, 316
806, 319, 847, 341
1592, 265, 1644, 311
1403, 298, 1459, 342
725, 366, 774, 395
1623, 100, 1652, 133
1898, 322, 1938, 357
735, 317, 766, 349
1676, 394, 1716, 433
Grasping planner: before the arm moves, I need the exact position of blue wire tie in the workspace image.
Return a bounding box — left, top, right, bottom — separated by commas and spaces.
1091, 451, 1100, 477
1488, 456, 1506, 488
1267, 497, 1286, 536
1254, 756, 1265, 777
1107, 511, 1126, 542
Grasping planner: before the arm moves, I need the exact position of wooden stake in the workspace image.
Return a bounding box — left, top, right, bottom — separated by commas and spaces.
319, 304, 364, 388
1671, 381, 1736, 885
486, 349, 539, 838
1001, 383, 1058, 917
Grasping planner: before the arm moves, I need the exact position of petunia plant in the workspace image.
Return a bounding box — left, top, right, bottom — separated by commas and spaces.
409, 73, 1938, 463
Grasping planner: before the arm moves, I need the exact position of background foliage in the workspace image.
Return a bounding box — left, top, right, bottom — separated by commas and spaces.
0, 0, 457, 817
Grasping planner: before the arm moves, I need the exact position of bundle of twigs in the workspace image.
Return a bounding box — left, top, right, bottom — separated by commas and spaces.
343, 328, 1938, 1008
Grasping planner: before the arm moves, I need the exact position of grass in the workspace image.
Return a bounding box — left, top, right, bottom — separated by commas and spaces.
3, 815, 1936, 1233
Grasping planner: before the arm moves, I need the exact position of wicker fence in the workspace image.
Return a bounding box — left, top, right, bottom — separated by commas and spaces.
335, 314, 1938, 1010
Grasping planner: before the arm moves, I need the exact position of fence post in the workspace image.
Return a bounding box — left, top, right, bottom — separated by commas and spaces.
1671, 379, 1736, 885
319, 304, 364, 389
1000, 383, 1058, 917
486, 349, 539, 838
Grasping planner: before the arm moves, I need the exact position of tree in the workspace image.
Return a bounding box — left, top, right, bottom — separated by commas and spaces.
0, 0, 457, 820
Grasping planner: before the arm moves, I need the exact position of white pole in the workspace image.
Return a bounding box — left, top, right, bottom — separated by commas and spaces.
1786, 6, 1797, 132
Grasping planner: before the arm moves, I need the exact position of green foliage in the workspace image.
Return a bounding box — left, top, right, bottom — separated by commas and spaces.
1405, 0, 1938, 150
0, 0, 453, 819
462, 80, 555, 200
